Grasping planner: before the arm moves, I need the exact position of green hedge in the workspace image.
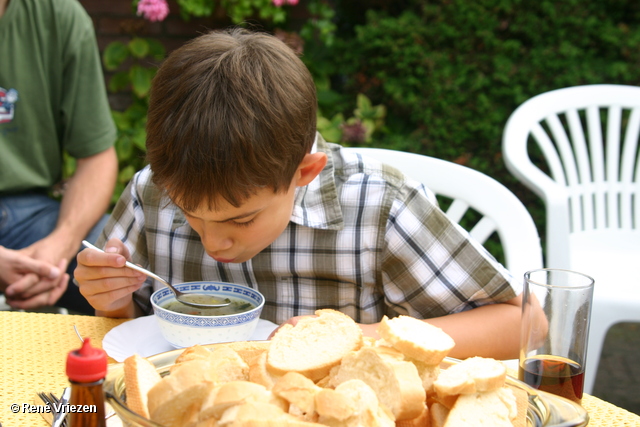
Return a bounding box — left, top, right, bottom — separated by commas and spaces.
304, 0, 640, 256
101, 0, 640, 261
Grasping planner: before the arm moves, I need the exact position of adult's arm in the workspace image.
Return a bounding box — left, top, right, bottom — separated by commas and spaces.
5, 147, 118, 308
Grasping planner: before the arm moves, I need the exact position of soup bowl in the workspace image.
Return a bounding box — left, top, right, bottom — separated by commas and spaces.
150, 281, 265, 348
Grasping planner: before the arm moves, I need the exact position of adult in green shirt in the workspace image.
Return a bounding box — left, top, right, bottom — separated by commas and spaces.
0, 0, 117, 314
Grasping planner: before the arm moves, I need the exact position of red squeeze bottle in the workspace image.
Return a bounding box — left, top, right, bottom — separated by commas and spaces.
65, 338, 107, 427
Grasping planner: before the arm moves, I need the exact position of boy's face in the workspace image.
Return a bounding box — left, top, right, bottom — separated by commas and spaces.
181, 151, 327, 264
182, 182, 298, 264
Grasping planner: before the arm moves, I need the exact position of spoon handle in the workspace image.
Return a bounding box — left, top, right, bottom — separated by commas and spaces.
81, 240, 171, 287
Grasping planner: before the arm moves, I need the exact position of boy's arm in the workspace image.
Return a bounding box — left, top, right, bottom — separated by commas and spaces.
376, 182, 527, 360
278, 296, 524, 360
359, 296, 523, 360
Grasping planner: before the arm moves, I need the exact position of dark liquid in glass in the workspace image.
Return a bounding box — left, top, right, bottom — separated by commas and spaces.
519, 355, 584, 404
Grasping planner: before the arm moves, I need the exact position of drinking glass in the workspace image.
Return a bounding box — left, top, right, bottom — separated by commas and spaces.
518, 268, 594, 404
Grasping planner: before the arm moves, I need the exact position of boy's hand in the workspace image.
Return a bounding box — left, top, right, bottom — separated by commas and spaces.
268, 315, 313, 339
74, 238, 147, 313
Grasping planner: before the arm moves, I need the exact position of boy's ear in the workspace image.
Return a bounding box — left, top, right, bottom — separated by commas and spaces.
295, 152, 328, 187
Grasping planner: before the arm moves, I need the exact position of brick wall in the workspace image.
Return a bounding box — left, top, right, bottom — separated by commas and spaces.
78, 0, 309, 110
78, 0, 233, 109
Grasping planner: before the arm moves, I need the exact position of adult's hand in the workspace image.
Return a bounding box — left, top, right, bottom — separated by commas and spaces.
0, 245, 69, 308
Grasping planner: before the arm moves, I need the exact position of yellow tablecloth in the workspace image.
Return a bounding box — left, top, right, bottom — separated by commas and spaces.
0, 311, 639, 426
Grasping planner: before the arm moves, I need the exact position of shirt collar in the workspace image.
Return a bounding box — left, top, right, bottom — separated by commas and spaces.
290, 133, 344, 230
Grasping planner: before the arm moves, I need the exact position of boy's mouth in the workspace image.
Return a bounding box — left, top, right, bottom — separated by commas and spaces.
212, 255, 235, 263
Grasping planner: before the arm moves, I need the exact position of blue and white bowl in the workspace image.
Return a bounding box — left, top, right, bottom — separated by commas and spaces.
151, 281, 265, 348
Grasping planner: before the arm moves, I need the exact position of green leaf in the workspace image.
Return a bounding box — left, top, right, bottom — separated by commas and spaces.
146, 38, 166, 60
330, 113, 345, 127
356, 94, 372, 111
128, 38, 150, 59
62, 152, 77, 179
129, 65, 152, 98
118, 165, 136, 184
177, 0, 214, 17
316, 116, 332, 129
360, 120, 376, 142
318, 126, 342, 143
127, 101, 150, 122
108, 71, 130, 93
132, 126, 147, 151
112, 183, 125, 205
116, 136, 133, 161
103, 42, 129, 71
111, 110, 131, 131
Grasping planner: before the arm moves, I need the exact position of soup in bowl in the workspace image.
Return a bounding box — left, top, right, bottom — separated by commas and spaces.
151, 281, 265, 348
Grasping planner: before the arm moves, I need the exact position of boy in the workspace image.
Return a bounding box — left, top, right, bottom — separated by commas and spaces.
75, 28, 525, 360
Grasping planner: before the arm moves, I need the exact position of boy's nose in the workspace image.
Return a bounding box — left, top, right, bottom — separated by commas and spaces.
201, 233, 233, 253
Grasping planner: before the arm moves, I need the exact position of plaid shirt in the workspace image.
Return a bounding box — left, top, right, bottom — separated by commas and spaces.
98, 135, 519, 325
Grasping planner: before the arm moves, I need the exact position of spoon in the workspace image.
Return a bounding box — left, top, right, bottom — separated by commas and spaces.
81, 240, 231, 308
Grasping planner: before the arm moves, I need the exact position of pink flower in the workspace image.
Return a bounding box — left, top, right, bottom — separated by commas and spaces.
137, 0, 169, 22
341, 121, 367, 144
272, 0, 298, 6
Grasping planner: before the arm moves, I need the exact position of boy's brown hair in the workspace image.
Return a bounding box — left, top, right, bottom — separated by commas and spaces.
146, 28, 318, 211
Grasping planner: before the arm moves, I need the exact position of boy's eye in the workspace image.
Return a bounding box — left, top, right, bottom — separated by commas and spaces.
233, 218, 256, 228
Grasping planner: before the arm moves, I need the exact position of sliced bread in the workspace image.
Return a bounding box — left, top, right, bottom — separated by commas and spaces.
219, 341, 271, 366
123, 353, 162, 419
272, 371, 322, 416
429, 402, 450, 427
316, 379, 395, 427
434, 357, 506, 400
377, 316, 454, 365
198, 380, 286, 421
147, 359, 212, 415
207, 346, 250, 384
267, 309, 363, 381
217, 400, 320, 427
249, 350, 281, 390
329, 346, 426, 421
150, 381, 214, 427
396, 404, 431, 427
443, 387, 516, 427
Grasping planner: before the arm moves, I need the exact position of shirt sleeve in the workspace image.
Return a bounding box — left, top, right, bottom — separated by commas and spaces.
59, 0, 116, 158
380, 181, 519, 319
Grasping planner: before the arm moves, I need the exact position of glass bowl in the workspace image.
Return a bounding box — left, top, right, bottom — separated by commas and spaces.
104, 344, 589, 427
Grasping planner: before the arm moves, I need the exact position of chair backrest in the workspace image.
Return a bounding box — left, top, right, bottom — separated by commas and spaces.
502, 84, 640, 267
342, 147, 543, 281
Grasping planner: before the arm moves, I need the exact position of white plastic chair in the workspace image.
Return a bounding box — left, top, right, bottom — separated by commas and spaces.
502, 84, 640, 394
343, 147, 543, 288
